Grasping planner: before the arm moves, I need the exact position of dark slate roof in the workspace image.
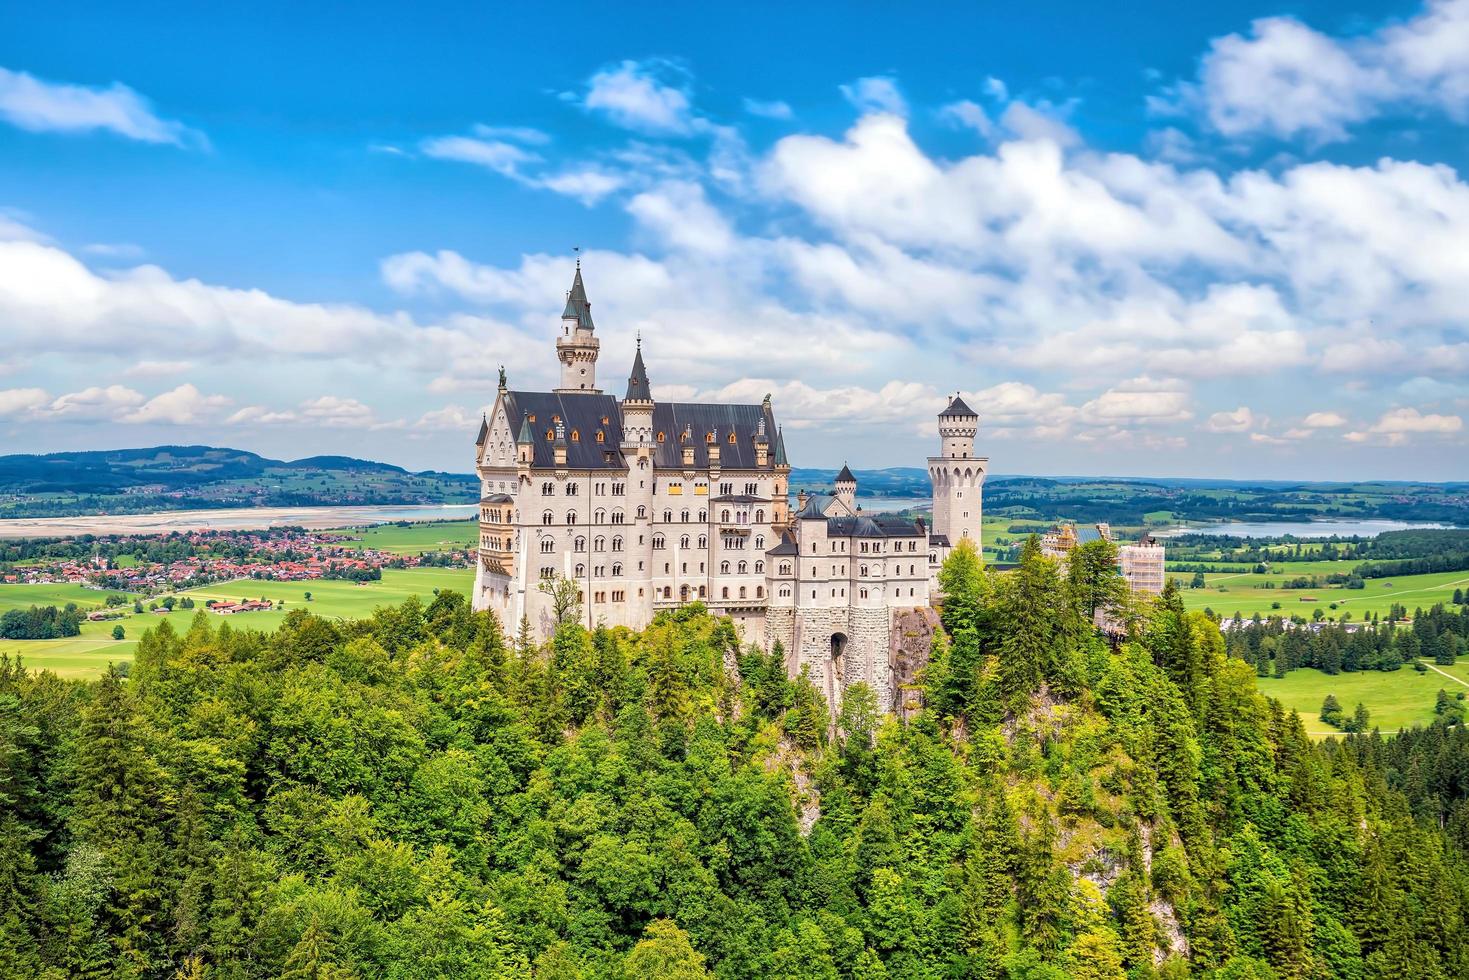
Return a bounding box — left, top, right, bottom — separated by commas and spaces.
625, 341, 651, 401
475, 415, 489, 446
827, 514, 926, 538
650, 401, 779, 470
711, 494, 770, 504
773, 427, 789, 466
930, 534, 951, 548
940, 394, 976, 417
561, 265, 596, 332
836, 463, 856, 484
501, 390, 626, 470
767, 532, 799, 556
516, 413, 535, 445
480, 493, 514, 504
797, 493, 833, 520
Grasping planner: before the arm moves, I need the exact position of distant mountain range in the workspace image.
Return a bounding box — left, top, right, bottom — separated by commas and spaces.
0, 446, 478, 518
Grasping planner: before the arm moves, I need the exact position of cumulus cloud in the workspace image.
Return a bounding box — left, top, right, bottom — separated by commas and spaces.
1204, 406, 1256, 432
1302, 411, 1347, 428
121, 383, 231, 424
1080, 378, 1192, 425
582, 59, 696, 135
839, 76, 907, 116
0, 387, 49, 418
1162, 0, 1469, 142
123, 359, 193, 379
0, 66, 205, 147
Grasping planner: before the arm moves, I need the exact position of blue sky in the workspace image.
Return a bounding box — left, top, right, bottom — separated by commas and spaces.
2, 0, 1467, 479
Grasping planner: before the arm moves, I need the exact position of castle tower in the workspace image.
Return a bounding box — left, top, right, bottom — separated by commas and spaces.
621, 335, 654, 443
772, 426, 791, 525
555, 262, 601, 393
928, 394, 987, 548
834, 462, 857, 511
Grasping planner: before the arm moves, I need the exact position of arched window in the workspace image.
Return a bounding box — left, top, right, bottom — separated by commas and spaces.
680, 510, 689, 523
540, 539, 555, 554
680, 585, 690, 601
739, 586, 747, 598
755, 509, 764, 523
755, 561, 764, 573
720, 561, 730, 574
611, 562, 623, 576
698, 535, 707, 548
594, 509, 606, 524
721, 587, 729, 599
542, 511, 553, 526
637, 505, 647, 519
698, 585, 706, 598
738, 561, 747, 574
566, 483, 578, 496
756, 586, 764, 598
612, 536, 623, 552
698, 509, 707, 522
611, 510, 624, 525
860, 589, 868, 599
653, 535, 666, 550
754, 535, 764, 549
860, 565, 868, 576
680, 535, 690, 549
566, 511, 577, 526
594, 536, 606, 552
779, 563, 791, 576
662, 586, 672, 599
596, 430, 604, 443
721, 510, 731, 522
542, 482, 554, 495
727, 431, 736, 443
656, 431, 666, 442
575, 563, 585, 576
574, 536, 586, 552
662, 509, 672, 523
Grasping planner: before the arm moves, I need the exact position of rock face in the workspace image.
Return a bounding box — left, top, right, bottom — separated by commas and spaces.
889, 607, 940, 720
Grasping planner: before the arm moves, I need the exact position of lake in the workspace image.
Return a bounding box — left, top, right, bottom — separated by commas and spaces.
0, 504, 480, 539
1155, 519, 1450, 539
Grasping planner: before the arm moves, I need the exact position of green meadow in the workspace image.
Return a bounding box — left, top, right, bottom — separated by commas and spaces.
318, 519, 476, 555
1256, 664, 1469, 737
1181, 568, 1469, 620
1, 566, 473, 678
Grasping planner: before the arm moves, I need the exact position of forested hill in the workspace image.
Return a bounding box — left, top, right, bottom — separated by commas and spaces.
4, 540, 1469, 977
0, 445, 478, 516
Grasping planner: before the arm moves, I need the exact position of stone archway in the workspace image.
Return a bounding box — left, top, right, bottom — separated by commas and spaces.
827, 632, 848, 713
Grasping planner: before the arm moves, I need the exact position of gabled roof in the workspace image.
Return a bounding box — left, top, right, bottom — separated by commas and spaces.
940, 394, 976, 417
827, 514, 926, 539
836, 463, 856, 484
561, 264, 595, 332
626, 340, 651, 401
480, 493, 514, 504
503, 390, 627, 470
797, 493, 833, 520
766, 531, 799, 556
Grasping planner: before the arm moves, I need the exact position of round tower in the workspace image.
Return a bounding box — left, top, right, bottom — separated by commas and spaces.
928, 394, 988, 548
834, 462, 857, 511
555, 261, 601, 393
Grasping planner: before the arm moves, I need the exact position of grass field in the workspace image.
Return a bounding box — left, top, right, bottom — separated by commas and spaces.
1257, 664, 1468, 736
1182, 568, 1469, 620
319, 520, 476, 555
1, 566, 474, 678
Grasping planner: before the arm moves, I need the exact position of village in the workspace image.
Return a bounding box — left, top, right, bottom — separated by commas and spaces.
0, 526, 472, 597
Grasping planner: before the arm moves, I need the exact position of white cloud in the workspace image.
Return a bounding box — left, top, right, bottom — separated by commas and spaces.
0, 387, 48, 418
1302, 411, 1347, 428
743, 98, 793, 120
123, 359, 193, 379
1204, 406, 1256, 432
226, 405, 297, 426
299, 395, 378, 428
44, 385, 146, 420
1080, 378, 1192, 425
1166, 0, 1469, 142
839, 76, 908, 116
414, 405, 478, 430
1345, 406, 1464, 445
0, 66, 205, 147
82, 242, 145, 259
583, 59, 695, 135
121, 383, 231, 424
420, 135, 541, 176
626, 181, 734, 255
938, 99, 994, 138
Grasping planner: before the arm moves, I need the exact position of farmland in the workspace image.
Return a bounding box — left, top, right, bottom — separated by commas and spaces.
1256, 665, 1463, 736
0, 566, 473, 678
1180, 567, 1469, 619
319, 519, 477, 555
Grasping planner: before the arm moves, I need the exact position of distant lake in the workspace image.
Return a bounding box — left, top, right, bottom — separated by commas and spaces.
1155, 519, 1451, 539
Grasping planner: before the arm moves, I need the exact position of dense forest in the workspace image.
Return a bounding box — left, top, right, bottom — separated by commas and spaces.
2, 540, 1468, 978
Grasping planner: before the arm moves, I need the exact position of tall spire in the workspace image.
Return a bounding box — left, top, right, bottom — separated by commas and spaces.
561, 263, 595, 332
773, 426, 789, 466
516, 412, 534, 446
625, 334, 651, 401
475, 413, 489, 447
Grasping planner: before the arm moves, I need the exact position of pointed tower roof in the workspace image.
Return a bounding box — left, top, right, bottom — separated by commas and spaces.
516, 412, 534, 445
836, 463, 856, 484
475, 414, 489, 446
625, 336, 651, 401
940, 394, 976, 417
561, 262, 595, 332
773, 427, 789, 466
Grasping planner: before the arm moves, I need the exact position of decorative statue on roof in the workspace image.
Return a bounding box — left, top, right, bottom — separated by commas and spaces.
498, 365, 507, 390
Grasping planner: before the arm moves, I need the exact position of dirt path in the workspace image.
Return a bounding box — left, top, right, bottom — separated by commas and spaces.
1335, 573, 1469, 607
1422, 661, 1469, 690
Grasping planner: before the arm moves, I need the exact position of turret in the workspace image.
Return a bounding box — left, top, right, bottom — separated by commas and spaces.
928, 394, 988, 548
834, 463, 857, 510
621, 335, 653, 447
516, 413, 534, 466
555, 261, 601, 393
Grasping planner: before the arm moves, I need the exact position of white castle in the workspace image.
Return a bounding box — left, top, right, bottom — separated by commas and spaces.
473, 264, 987, 710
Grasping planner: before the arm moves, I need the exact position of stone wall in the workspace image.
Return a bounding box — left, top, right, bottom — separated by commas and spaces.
890, 607, 940, 721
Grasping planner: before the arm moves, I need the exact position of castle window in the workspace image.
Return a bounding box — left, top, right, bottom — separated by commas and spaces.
612, 483, 625, 496
756, 586, 764, 598
739, 586, 746, 598
528, 414, 536, 423
860, 565, 868, 576
738, 561, 747, 574
594, 536, 606, 552
680, 535, 690, 549
663, 510, 672, 523
720, 483, 732, 495
594, 509, 606, 523
542, 482, 555, 495
542, 511, 553, 526
570, 429, 580, 442
657, 431, 666, 442
721, 510, 731, 522
681, 510, 690, 523
722, 587, 729, 599
698, 510, 707, 522
612, 562, 623, 576
860, 589, 868, 599
545, 429, 554, 441
930, 553, 937, 564
612, 536, 623, 552
705, 431, 715, 444
602, 415, 609, 425
755, 561, 764, 573
663, 587, 672, 599
637, 505, 646, 519
755, 509, 764, 523
721, 561, 730, 574
779, 563, 790, 576
596, 431, 604, 443
567, 511, 577, 525
698, 535, 707, 548
698, 586, 706, 598
727, 432, 736, 443
611, 510, 624, 525
754, 535, 764, 549
575, 563, 585, 576
574, 536, 586, 552
653, 535, 666, 550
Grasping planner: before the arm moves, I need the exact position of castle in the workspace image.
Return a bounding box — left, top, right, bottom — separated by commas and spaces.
473, 264, 986, 712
